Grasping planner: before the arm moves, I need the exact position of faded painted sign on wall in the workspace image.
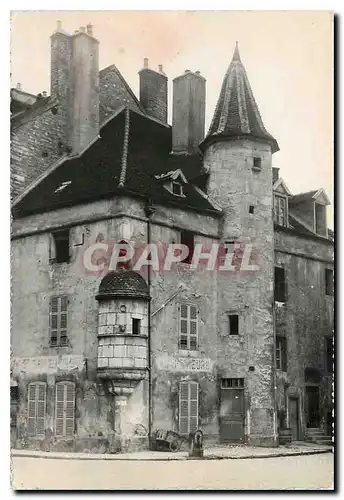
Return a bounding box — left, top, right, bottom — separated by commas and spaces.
11, 355, 85, 376
155, 353, 214, 373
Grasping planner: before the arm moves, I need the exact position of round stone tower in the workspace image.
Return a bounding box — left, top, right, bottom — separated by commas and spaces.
200, 43, 279, 446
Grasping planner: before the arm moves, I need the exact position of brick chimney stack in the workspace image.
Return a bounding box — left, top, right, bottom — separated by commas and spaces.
172, 69, 206, 154
50, 20, 99, 155
139, 58, 168, 124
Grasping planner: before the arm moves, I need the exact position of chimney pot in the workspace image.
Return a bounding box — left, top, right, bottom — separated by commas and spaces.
195, 71, 200, 75
86, 23, 93, 36
57, 20, 62, 30
158, 64, 163, 73
16, 82, 22, 91
42, 91, 47, 98
143, 58, 149, 69
185, 69, 191, 73
80, 26, 86, 33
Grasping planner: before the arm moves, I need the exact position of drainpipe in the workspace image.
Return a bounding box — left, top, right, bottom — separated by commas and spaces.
272, 301, 278, 446
144, 201, 155, 447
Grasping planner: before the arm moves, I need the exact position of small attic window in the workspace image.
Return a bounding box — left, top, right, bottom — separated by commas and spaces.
252, 157, 262, 171
172, 182, 183, 196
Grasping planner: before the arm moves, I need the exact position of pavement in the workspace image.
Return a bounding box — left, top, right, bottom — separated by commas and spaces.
11, 441, 333, 461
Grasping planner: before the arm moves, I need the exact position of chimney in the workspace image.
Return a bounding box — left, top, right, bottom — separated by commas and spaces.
50, 21, 99, 154
272, 167, 279, 185
139, 58, 168, 123
172, 70, 206, 154
16, 82, 22, 91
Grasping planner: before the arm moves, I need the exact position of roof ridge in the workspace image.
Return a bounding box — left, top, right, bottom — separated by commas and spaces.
118, 106, 130, 188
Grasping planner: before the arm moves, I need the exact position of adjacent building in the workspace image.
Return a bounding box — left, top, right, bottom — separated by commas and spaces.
10, 23, 334, 452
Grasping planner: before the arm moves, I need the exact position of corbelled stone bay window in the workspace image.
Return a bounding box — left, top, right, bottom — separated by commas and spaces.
95, 270, 150, 374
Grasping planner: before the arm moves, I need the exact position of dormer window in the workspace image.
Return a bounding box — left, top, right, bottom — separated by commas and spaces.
172, 182, 183, 197
274, 195, 287, 227
155, 169, 187, 198
315, 202, 327, 236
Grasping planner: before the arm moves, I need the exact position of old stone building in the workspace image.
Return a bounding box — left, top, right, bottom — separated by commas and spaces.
11, 22, 333, 452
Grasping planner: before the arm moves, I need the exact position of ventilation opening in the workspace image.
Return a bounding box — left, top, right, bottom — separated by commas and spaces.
249, 205, 255, 214
228, 315, 239, 335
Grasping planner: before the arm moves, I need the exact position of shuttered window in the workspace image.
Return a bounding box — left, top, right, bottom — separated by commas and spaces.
179, 381, 199, 434
27, 382, 46, 437
50, 296, 68, 347
55, 382, 75, 437
179, 304, 198, 350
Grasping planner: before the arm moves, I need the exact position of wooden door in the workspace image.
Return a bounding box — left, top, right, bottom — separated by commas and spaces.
219, 378, 245, 442
305, 386, 320, 428
289, 397, 299, 441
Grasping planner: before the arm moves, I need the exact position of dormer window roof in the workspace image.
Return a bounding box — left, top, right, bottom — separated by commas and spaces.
155, 169, 187, 197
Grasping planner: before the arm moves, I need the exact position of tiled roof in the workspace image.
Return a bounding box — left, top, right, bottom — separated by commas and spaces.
289, 191, 318, 204
96, 270, 149, 301
12, 107, 220, 218
200, 43, 279, 153
11, 95, 59, 131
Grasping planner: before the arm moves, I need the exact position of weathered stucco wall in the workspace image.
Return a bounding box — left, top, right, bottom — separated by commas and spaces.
274, 228, 334, 438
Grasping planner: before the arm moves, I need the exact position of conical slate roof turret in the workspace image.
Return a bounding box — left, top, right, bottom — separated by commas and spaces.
200, 43, 279, 153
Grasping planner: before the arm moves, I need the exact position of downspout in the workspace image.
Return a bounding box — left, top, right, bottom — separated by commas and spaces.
272, 300, 278, 446
144, 201, 155, 447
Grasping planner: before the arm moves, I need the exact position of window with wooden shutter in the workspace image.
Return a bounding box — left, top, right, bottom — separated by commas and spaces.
55, 382, 75, 437
179, 381, 199, 434
50, 296, 68, 347
27, 382, 46, 437
179, 304, 198, 350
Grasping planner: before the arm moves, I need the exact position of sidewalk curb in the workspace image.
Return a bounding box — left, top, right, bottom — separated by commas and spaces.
11, 448, 333, 462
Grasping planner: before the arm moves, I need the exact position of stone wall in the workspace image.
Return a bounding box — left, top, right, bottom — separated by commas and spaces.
274, 228, 334, 438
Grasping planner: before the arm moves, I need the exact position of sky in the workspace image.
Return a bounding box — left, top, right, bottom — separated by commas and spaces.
10, 10, 333, 227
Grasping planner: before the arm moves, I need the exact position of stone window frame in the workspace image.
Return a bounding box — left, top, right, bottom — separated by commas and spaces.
178, 302, 199, 351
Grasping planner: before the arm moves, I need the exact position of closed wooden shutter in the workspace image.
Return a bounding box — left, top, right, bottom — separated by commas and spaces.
55, 382, 75, 437
179, 382, 189, 434
27, 383, 46, 437
179, 381, 199, 434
